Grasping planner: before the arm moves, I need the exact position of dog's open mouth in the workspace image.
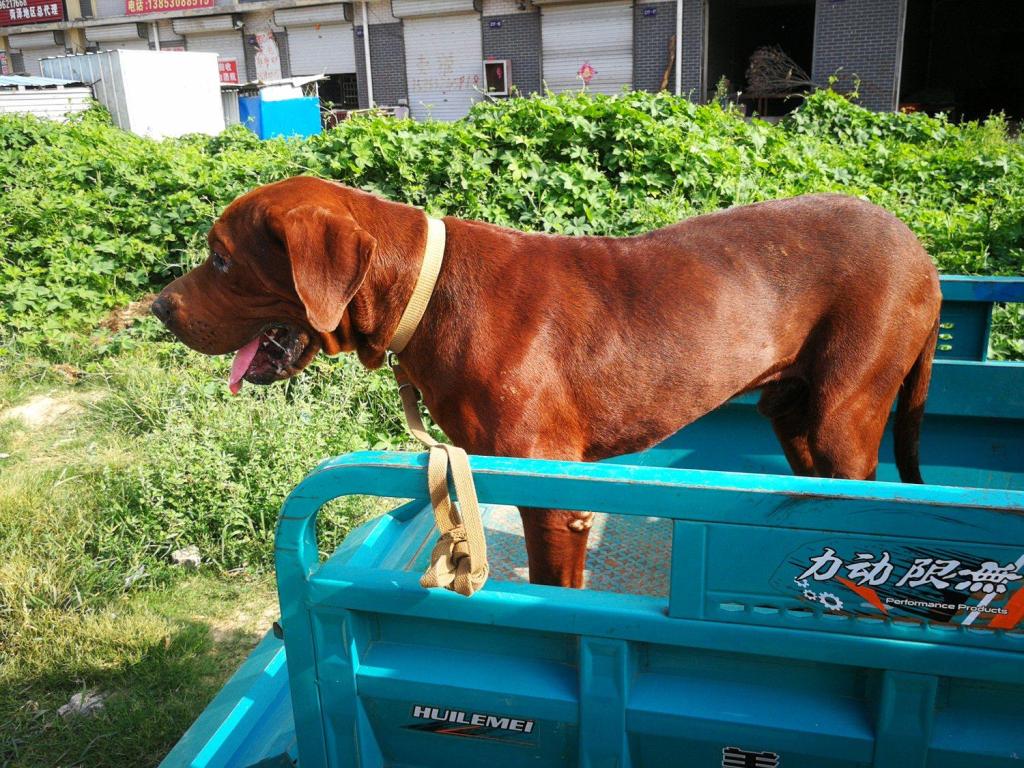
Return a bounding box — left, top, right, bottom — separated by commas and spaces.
228, 324, 317, 394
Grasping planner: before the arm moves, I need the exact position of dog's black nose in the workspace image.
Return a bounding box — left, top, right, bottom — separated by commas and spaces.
151, 295, 173, 325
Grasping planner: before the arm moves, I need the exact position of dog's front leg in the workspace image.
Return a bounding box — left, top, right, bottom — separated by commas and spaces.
518, 508, 594, 588
444, 405, 593, 587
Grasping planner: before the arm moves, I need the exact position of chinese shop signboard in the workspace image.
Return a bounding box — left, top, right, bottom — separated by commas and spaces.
218, 58, 238, 84
1, 0, 64, 27
126, 0, 213, 15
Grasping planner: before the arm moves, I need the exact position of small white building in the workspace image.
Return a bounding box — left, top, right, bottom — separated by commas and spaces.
0, 74, 92, 121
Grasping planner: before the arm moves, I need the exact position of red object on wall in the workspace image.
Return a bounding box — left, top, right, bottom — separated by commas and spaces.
218, 58, 239, 85
125, 0, 213, 15
1, 0, 64, 27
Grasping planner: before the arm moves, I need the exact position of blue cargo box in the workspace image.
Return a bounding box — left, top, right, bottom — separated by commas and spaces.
239, 94, 321, 140
161, 276, 1024, 768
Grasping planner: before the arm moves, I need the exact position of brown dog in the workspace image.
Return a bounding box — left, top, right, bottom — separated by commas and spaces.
152, 176, 942, 587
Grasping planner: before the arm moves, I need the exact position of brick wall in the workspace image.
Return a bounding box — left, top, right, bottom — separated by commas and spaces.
679, 0, 704, 100
633, 0, 676, 92
811, 0, 906, 112
353, 21, 409, 108
481, 8, 541, 95
242, 11, 289, 81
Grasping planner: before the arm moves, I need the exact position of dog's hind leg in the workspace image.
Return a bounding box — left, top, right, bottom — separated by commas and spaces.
807, 404, 890, 480
759, 380, 816, 476
804, 372, 904, 481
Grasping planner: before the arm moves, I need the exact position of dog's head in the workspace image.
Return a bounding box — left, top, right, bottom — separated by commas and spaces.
152, 177, 376, 393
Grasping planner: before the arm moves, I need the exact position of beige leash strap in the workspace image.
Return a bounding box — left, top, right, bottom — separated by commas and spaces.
393, 362, 489, 596
386, 214, 488, 596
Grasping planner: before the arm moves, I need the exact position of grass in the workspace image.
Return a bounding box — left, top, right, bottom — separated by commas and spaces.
0, 322, 402, 767
1, 572, 276, 768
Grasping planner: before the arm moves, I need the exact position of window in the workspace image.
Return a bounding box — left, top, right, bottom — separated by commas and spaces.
483, 59, 511, 96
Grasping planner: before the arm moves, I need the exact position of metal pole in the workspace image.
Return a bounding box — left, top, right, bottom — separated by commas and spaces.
361, 0, 374, 107
150, 22, 161, 51
675, 0, 682, 95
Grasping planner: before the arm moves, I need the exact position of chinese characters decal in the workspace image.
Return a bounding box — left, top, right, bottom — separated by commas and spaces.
779, 541, 1023, 630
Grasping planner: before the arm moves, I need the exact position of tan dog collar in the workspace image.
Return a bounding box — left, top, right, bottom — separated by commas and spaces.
389, 214, 446, 354
319, 214, 445, 357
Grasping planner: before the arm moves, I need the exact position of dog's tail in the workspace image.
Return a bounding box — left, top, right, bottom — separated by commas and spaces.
894, 318, 940, 484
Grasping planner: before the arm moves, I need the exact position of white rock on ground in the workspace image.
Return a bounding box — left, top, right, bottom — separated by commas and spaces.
171, 545, 201, 569
123, 563, 147, 588
58, 691, 105, 718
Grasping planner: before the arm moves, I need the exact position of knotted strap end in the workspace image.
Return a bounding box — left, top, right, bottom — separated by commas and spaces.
392, 363, 489, 598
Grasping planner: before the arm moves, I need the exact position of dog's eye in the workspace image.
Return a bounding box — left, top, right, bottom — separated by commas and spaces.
211, 251, 229, 273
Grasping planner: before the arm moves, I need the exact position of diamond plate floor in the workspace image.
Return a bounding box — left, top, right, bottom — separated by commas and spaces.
480, 505, 672, 597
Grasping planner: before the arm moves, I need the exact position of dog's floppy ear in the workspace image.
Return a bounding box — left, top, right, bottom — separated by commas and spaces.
277, 205, 376, 333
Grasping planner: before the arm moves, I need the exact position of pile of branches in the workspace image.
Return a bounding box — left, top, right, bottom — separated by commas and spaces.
744, 45, 814, 98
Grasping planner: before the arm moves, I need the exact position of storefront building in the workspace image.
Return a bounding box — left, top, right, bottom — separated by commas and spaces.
2, 1, 1019, 123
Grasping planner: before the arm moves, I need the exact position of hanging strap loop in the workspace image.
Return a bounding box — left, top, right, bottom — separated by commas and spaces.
393, 361, 489, 597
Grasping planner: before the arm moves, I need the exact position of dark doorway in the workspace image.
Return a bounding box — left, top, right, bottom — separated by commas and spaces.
706, 0, 815, 116
319, 73, 359, 110
900, 0, 1024, 121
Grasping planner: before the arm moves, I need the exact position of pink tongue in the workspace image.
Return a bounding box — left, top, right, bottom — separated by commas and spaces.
228, 337, 261, 395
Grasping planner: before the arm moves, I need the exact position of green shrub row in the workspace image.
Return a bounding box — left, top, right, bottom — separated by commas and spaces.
2, 88, 1022, 354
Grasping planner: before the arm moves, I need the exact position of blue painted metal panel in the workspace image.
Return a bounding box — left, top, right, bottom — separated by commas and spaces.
270, 448, 1024, 766
935, 276, 1024, 361
237, 95, 320, 140
936, 275, 1024, 302
936, 300, 992, 360
238, 95, 262, 139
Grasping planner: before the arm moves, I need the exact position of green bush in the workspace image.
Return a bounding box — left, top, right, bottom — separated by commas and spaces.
2, 89, 1022, 354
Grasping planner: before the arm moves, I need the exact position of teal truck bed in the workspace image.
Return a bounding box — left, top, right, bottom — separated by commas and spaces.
161, 276, 1024, 768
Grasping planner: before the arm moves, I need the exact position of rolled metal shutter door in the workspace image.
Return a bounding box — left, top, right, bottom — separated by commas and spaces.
8, 31, 65, 76
541, 0, 632, 95
274, 5, 354, 76
86, 23, 150, 51
403, 13, 482, 121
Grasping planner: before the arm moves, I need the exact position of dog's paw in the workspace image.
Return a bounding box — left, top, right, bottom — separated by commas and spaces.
567, 511, 595, 533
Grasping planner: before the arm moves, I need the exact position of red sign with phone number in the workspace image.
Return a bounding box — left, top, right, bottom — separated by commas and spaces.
1, 0, 64, 27
125, 0, 212, 15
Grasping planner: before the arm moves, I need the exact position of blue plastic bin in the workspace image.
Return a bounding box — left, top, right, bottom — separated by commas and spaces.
239, 93, 320, 140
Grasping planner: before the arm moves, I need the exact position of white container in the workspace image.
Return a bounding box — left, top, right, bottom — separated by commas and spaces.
41, 50, 225, 139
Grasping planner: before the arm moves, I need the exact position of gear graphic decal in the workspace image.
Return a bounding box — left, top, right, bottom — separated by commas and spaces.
818, 592, 843, 612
